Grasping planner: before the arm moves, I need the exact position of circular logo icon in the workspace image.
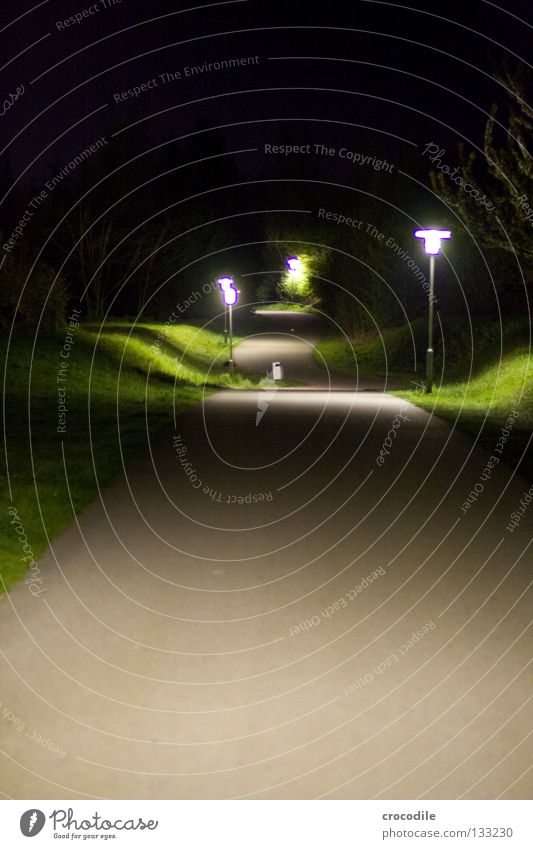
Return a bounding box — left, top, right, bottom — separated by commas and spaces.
20, 810, 46, 837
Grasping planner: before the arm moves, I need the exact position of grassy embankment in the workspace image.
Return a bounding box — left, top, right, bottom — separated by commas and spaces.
254, 302, 317, 312
1, 322, 253, 593
316, 317, 532, 474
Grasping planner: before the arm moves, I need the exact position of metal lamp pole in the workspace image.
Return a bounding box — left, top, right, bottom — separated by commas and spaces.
219, 277, 238, 376
426, 253, 435, 394
228, 300, 234, 375
414, 229, 451, 394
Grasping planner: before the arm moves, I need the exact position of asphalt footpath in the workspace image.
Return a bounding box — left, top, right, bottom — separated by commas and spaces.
0, 311, 530, 799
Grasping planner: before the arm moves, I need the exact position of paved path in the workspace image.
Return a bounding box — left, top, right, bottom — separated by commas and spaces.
236, 309, 392, 389
0, 312, 531, 799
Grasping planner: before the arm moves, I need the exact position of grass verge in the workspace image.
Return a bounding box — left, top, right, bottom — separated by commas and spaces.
395, 349, 533, 477
316, 318, 532, 476
1, 321, 253, 593
254, 302, 317, 312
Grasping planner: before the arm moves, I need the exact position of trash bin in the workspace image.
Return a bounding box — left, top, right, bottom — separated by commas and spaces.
271, 361, 284, 380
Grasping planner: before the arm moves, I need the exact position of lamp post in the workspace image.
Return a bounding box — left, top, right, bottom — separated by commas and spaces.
414, 229, 451, 393
284, 256, 305, 301
217, 276, 234, 344
218, 277, 238, 375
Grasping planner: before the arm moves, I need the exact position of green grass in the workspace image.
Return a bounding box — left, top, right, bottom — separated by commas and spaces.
395, 349, 533, 474
1, 322, 253, 593
254, 302, 317, 312
316, 317, 531, 382
316, 322, 425, 380
316, 317, 532, 475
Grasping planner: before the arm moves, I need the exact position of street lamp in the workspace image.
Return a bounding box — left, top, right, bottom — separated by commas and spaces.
217, 276, 234, 344
221, 280, 238, 375
414, 228, 451, 393
286, 256, 303, 273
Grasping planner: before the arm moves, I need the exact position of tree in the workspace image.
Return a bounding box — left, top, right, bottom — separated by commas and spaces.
0, 254, 66, 332
430, 68, 533, 262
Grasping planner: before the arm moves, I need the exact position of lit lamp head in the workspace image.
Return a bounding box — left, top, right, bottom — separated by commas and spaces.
286, 256, 303, 273
415, 229, 451, 255
217, 275, 234, 292
223, 285, 238, 306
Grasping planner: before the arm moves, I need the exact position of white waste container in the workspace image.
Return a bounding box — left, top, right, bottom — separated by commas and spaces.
271, 361, 284, 381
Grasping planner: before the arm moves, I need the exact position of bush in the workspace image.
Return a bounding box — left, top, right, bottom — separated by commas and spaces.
0, 255, 66, 332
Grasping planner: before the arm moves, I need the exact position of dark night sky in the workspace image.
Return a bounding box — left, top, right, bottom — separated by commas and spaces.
2, 0, 531, 185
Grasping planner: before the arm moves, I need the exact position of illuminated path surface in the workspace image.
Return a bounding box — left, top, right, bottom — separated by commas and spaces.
0, 311, 531, 800
234, 309, 375, 389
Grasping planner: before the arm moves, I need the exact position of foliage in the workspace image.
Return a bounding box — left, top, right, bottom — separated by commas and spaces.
0, 254, 66, 332
277, 252, 315, 301
316, 317, 531, 382
430, 68, 533, 263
